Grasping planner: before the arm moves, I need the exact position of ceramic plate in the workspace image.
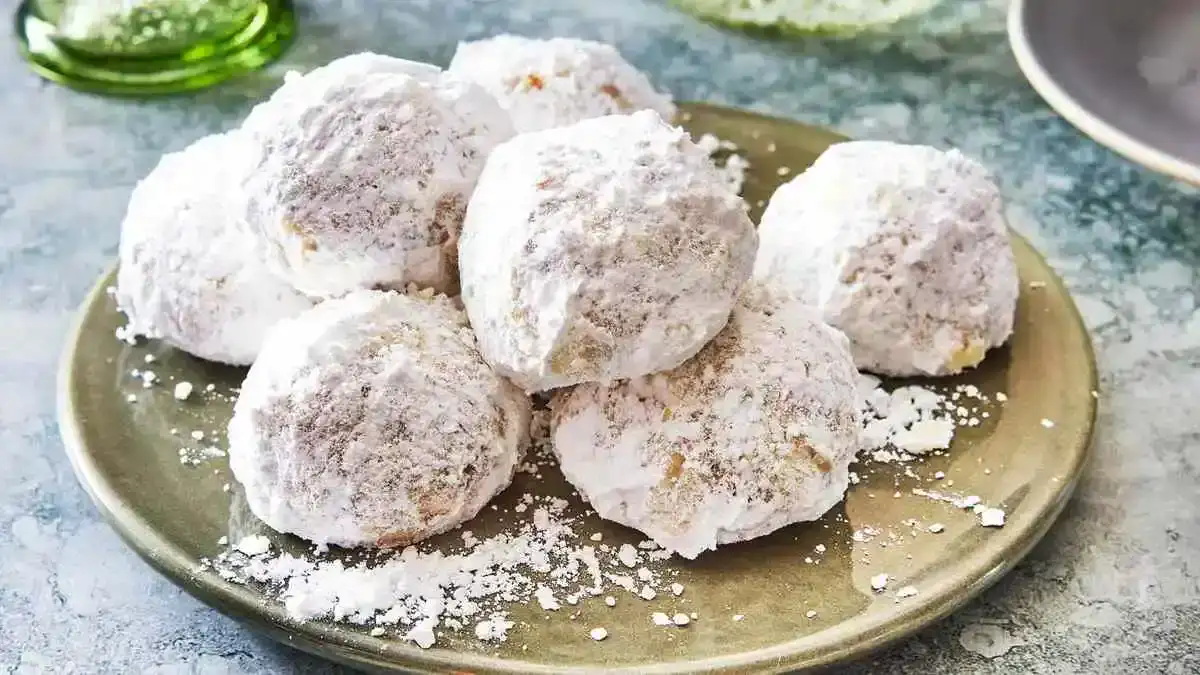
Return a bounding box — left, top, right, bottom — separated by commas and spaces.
1009, 0, 1200, 185
58, 103, 1097, 674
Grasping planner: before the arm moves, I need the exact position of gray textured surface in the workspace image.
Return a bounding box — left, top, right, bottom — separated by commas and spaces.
2, 0, 1198, 673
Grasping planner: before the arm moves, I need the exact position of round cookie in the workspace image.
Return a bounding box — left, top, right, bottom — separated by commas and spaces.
458, 110, 757, 392
753, 141, 1018, 377
551, 284, 860, 559
227, 290, 531, 548
447, 34, 676, 133
115, 131, 312, 366
237, 54, 515, 299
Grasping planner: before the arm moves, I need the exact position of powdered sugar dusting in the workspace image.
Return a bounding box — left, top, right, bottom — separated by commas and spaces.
447, 35, 676, 133
696, 132, 750, 194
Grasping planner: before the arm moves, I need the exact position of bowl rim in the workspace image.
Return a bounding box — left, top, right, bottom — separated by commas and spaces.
1007, 0, 1200, 187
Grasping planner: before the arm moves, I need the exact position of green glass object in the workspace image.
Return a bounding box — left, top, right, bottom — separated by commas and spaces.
15, 0, 295, 95
671, 0, 941, 36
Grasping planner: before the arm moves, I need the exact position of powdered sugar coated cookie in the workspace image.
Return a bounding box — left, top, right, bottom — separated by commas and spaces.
754, 141, 1018, 377
551, 284, 859, 559
447, 35, 675, 133
459, 110, 757, 392
116, 131, 312, 365
228, 290, 531, 548
237, 54, 515, 299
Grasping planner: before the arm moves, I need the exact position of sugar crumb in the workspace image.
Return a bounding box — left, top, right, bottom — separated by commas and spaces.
980, 508, 1006, 527
235, 535, 271, 556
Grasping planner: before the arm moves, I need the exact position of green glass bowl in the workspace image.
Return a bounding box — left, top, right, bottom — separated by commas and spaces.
671, 0, 942, 36
15, 0, 294, 95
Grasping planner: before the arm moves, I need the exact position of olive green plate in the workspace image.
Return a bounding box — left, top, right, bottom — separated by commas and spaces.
57, 103, 1097, 674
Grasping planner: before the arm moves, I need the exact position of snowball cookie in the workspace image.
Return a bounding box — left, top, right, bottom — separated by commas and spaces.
273, 51, 443, 97
237, 53, 516, 299
115, 132, 312, 366
227, 290, 531, 548
753, 141, 1019, 377
459, 110, 757, 392
447, 35, 676, 133
550, 284, 860, 559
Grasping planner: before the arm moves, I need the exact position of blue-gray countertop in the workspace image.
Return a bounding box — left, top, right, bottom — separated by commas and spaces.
2, 0, 1197, 673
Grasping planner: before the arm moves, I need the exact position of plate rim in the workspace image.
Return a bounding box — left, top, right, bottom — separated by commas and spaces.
1007, 0, 1200, 187
57, 104, 1099, 674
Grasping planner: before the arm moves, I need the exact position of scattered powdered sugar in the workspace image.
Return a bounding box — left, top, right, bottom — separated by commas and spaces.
851, 371, 1018, 536
235, 535, 272, 557
979, 507, 1006, 528
854, 373, 999, 460
534, 586, 561, 611
475, 615, 515, 642
206, 481, 695, 650
618, 544, 638, 568
695, 132, 750, 194
177, 445, 226, 466
215, 498, 572, 628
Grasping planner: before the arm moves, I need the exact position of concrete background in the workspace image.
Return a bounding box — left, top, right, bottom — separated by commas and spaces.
1, 0, 1197, 672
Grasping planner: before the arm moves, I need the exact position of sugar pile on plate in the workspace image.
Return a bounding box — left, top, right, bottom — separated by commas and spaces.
855, 373, 1000, 461
207, 422, 692, 650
